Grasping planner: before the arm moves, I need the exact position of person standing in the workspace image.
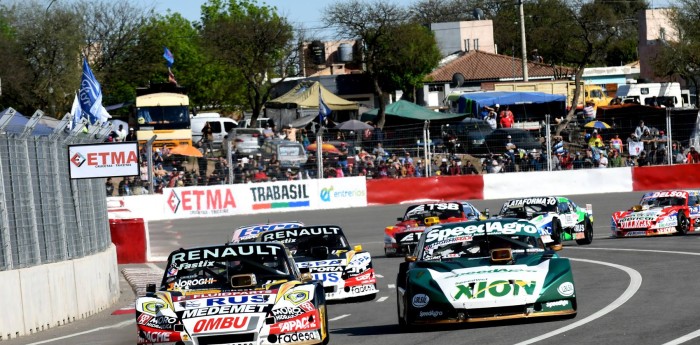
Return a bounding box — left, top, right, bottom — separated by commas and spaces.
117, 124, 127, 142
201, 122, 214, 156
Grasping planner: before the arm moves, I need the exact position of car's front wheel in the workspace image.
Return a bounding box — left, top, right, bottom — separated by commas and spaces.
576, 218, 594, 245
551, 219, 563, 247
676, 212, 690, 235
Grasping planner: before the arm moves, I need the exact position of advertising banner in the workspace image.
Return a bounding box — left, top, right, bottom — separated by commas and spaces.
316, 176, 367, 209
162, 177, 368, 219
68, 142, 139, 179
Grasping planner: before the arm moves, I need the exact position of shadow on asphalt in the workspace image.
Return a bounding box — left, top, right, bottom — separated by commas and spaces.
331, 315, 575, 336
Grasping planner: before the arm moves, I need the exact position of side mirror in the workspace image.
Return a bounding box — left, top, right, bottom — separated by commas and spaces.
405, 255, 417, 262
353, 244, 363, 252
231, 274, 257, 288
424, 216, 440, 226
146, 283, 156, 294
310, 246, 329, 259
397, 217, 403, 221
490, 248, 513, 264
484, 208, 490, 218
631, 205, 643, 212
300, 272, 313, 282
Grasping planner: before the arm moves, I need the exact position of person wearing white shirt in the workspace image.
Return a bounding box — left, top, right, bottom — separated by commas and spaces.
117, 124, 127, 142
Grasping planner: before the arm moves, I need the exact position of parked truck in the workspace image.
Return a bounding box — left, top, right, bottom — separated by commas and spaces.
490, 80, 611, 109
616, 82, 692, 108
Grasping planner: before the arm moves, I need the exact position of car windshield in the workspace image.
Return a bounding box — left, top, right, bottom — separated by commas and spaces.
641, 197, 686, 207
162, 244, 293, 291
404, 203, 464, 221
499, 204, 556, 218
421, 234, 544, 261
273, 234, 349, 257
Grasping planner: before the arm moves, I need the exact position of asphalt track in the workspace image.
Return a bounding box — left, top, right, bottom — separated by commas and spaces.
9, 191, 700, 345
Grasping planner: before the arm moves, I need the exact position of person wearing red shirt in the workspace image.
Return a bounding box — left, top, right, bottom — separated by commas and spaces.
687, 147, 700, 164
499, 106, 514, 128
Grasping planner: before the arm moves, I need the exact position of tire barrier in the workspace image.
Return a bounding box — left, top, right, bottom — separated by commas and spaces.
109, 218, 147, 264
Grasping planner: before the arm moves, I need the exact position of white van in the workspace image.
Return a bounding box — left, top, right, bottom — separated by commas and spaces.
191, 113, 239, 149
616, 82, 691, 108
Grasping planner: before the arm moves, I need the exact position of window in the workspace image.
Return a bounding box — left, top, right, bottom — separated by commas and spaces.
641, 88, 649, 95
473, 39, 479, 51
557, 202, 570, 213
208, 121, 222, 134
224, 122, 236, 133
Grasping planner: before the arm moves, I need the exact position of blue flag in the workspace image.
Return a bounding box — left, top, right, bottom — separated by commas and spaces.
163, 47, 174, 67
79, 59, 103, 125
318, 90, 331, 125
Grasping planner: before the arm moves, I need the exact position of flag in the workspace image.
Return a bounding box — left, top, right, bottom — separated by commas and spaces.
318, 90, 331, 126
69, 92, 82, 129
79, 58, 103, 125
163, 47, 175, 68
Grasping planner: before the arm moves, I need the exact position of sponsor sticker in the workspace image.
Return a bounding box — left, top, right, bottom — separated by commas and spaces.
412, 294, 429, 308
280, 332, 318, 342
544, 300, 569, 308
418, 310, 443, 318
557, 282, 574, 297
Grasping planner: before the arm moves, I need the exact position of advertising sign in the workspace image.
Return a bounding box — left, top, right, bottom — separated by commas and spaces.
164, 185, 239, 218
68, 142, 139, 179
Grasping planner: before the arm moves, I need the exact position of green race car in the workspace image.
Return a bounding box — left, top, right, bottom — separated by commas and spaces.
498, 196, 594, 246
396, 219, 577, 327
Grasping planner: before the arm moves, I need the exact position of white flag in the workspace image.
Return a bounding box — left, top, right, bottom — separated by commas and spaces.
70, 92, 81, 129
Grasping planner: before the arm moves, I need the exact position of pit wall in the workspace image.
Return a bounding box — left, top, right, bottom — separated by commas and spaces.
0, 245, 119, 341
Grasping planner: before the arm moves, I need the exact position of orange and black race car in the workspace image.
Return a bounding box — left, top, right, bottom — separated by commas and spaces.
383, 202, 484, 257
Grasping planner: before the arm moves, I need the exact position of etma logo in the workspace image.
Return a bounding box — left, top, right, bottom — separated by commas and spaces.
320, 187, 333, 202
70, 152, 86, 167
167, 190, 181, 213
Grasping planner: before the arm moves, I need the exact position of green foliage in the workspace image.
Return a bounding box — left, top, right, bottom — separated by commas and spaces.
378, 23, 442, 102
201, 0, 295, 122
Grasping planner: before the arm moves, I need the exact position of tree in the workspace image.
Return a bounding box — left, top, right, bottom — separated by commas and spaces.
653, 2, 700, 106
380, 23, 441, 103
325, 0, 411, 128
0, 1, 83, 117
201, 0, 295, 124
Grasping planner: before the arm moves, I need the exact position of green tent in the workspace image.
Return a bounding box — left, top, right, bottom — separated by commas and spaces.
361, 100, 468, 124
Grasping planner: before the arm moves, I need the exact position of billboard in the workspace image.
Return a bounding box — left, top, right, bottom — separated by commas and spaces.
68, 142, 139, 179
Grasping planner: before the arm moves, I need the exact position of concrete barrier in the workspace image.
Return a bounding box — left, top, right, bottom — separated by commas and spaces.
0, 245, 119, 341
483, 167, 634, 200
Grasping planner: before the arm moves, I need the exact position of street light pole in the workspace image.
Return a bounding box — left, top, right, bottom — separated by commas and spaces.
519, 0, 529, 82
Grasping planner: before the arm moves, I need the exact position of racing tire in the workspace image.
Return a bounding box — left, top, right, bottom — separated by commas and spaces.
676, 212, 690, 236
397, 287, 415, 331
575, 218, 594, 245
551, 219, 563, 246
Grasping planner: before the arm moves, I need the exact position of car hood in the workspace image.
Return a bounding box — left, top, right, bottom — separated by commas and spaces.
168, 290, 275, 336
425, 260, 550, 309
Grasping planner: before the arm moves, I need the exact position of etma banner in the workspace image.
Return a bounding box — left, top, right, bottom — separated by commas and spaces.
68, 142, 139, 179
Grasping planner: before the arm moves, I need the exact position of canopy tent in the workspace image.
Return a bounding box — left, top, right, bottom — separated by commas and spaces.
1, 108, 54, 136
457, 91, 566, 115
266, 81, 359, 111
360, 100, 468, 125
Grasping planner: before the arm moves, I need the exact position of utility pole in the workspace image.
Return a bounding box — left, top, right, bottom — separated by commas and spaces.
519, 0, 529, 82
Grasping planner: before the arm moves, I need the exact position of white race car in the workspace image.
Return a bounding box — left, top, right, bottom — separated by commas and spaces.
257, 225, 378, 302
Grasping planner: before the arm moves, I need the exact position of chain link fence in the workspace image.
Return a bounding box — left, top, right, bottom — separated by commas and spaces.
0, 108, 111, 271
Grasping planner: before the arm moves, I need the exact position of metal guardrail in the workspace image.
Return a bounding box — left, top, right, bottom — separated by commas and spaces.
0, 108, 112, 271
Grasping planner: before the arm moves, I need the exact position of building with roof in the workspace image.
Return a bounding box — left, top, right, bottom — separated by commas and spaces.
419, 50, 575, 108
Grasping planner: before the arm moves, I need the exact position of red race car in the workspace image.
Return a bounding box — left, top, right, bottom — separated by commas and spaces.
383, 201, 484, 257
611, 190, 700, 237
